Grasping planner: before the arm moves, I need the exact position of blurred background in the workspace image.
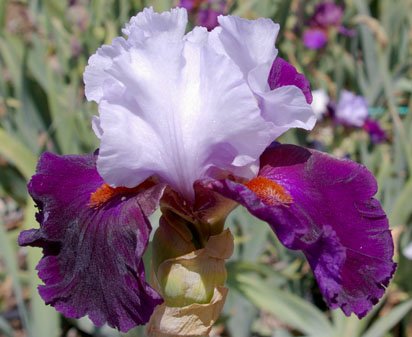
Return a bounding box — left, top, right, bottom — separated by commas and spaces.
0, 0, 411, 336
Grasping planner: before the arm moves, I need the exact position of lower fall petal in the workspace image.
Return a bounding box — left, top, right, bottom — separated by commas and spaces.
18, 152, 163, 332
208, 143, 396, 318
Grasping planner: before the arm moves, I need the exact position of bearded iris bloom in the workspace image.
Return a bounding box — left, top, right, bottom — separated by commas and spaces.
19, 7, 395, 335
303, 1, 354, 50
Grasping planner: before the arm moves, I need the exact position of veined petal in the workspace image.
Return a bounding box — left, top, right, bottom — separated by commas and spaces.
208, 144, 395, 317
96, 27, 273, 198
18, 153, 163, 332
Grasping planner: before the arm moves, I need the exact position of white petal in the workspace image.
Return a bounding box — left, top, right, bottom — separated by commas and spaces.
209, 16, 315, 136
83, 37, 129, 103
96, 33, 273, 198
84, 8, 187, 104
123, 7, 187, 43
184, 26, 209, 44
257, 85, 317, 138
91, 116, 103, 139
215, 15, 279, 76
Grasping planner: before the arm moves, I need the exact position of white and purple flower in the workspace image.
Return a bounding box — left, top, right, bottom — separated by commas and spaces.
19, 7, 395, 333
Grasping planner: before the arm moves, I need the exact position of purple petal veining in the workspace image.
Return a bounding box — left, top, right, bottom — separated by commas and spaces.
18, 153, 163, 332
208, 143, 396, 318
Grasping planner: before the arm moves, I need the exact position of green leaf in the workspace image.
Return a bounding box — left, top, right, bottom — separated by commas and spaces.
225, 293, 257, 337
0, 316, 13, 337
149, 0, 173, 12
389, 178, 412, 226
231, 273, 334, 337
0, 221, 31, 335
24, 198, 60, 337
361, 299, 412, 337
0, 128, 37, 180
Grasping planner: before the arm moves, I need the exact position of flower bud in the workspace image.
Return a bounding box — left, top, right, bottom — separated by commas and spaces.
149, 222, 234, 337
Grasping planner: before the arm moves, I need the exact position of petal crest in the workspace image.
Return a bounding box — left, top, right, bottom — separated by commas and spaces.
123, 7, 188, 42
18, 153, 163, 332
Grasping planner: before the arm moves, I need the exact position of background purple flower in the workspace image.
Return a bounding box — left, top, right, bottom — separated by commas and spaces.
312, 1, 343, 28
363, 118, 387, 143
179, 0, 227, 30
303, 28, 328, 49
303, 1, 352, 49
335, 90, 369, 127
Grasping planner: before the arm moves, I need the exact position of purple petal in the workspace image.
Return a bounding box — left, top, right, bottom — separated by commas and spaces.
179, 0, 226, 30
197, 7, 221, 30
312, 2, 344, 28
208, 143, 395, 317
18, 153, 163, 332
363, 118, 387, 144
179, 0, 196, 10
268, 57, 313, 104
303, 28, 328, 49
338, 25, 356, 37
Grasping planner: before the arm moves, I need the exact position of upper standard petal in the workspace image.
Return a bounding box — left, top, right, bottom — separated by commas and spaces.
216, 15, 279, 75
123, 7, 188, 43
211, 17, 315, 137
84, 8, 316, 199
93, 22, 273, 199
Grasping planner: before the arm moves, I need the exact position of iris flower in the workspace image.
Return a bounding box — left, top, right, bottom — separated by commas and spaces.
303, 1, 354, 50
335, 90, 369, 127
363, 118, 387, 144
179, 0, 227, 30
19, 7, 395, 334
